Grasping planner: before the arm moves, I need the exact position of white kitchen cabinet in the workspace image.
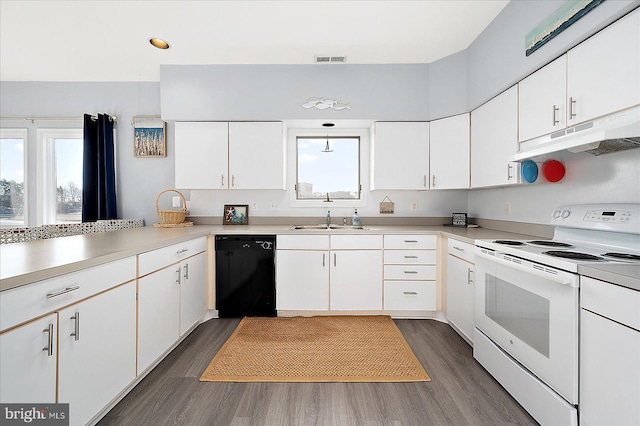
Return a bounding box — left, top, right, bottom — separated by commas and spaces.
175, 122, 229, 189
370, 122, 430, 190
567, 9, 640, 126
276, 250, 329, 310
429, 114, 470, 189
446, 239, 475, 344
471, 85, 521, 188
179, 251, 207, 335
58, 281, 136, 426
175, 121, 285, 190
518, 56, 567, 142
0, 313, 57, 403
330, 250, 383, 310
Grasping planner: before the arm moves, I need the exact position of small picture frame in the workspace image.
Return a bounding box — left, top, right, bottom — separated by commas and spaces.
452, 213, 468, 227
223, 204, 249, 225
133, 116, 166, 157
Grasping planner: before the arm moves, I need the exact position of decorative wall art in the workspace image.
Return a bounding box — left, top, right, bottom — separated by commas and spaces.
133, 116, 166, 157
223, 204, 249, 225
525, 0, 605, 56
302, 97, 351, 110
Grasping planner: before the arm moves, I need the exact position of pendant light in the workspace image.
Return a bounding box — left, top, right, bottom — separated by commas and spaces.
321, 136, 333, 153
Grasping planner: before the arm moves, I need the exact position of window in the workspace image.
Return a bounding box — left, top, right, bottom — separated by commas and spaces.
0, 129, 27, 227
296, 136, 360, 200
38, 129, 83, 224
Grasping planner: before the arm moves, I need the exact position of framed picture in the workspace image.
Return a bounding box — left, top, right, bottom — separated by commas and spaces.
133, 116, 166, 157
223, 204, 249, 225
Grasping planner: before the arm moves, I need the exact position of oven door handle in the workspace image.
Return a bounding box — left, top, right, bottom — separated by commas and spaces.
475, 250, 577, 287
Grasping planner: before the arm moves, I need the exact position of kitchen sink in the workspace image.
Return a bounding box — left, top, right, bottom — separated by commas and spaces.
289, 224, 369, 230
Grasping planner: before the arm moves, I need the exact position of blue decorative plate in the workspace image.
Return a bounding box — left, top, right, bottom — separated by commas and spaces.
521, 160, 538, 183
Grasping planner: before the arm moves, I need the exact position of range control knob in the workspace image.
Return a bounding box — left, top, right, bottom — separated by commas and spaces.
561, 210, 571, 218
553, 210, 562, 218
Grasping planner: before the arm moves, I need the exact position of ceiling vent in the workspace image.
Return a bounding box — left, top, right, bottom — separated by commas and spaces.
314, 56, 347, 64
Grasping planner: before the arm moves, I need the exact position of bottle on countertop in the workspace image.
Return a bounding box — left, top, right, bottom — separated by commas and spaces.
352, 209, 361, 226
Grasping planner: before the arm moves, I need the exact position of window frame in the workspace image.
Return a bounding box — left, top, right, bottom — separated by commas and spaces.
288, 127, 369, 208
0, 128, 28, 228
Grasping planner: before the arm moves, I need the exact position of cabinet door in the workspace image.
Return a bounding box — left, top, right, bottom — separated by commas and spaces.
567, 9, 640, 125
229, 122, 285, 189
471, 86, 520, 188
58, 282, 136, 426
371, 122, 429, 190
179, 252, 207, 335
429, 113, 470, 189
446, 254, 475, 343
518, 55, 567, 142
276, 250, 329, 310
0, 314, 57, 403
175, 122, 228, 189
138, 265, 180, 373
330, 250, 383, 310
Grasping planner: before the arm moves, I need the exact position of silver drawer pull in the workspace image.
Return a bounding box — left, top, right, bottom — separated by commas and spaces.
403, 291, 418, 295
453, 246, 464, 252
70, 312, 80, 341
183, 263, 189, 280
404, 240, 418, 243
46, 286, 80, 299
403, 271, 418, 274
404, 256, 418, 259
42, 324, 54, 356
176, 248, 189, 254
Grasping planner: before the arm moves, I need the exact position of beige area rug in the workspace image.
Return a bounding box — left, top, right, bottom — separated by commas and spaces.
200, 316, 430, 383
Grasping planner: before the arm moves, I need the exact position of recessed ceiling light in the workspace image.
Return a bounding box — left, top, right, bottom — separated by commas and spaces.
149, 38, 170, 49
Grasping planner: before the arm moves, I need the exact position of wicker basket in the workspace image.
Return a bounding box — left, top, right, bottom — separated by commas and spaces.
155, 189, 187, 225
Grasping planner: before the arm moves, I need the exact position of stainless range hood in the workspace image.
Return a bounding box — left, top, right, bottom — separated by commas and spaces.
513, 105, 640, 161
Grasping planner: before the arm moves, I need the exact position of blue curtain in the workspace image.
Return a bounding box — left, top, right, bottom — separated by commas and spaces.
82, 113, 117, 222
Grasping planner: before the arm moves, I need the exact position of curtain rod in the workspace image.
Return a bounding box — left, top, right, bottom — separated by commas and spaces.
0, 115, 118, 123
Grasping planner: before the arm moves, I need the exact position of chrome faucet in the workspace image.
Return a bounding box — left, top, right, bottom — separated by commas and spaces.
326, 210, 331, 226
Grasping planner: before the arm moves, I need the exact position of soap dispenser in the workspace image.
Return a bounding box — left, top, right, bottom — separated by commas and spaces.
352, 209, 361, 226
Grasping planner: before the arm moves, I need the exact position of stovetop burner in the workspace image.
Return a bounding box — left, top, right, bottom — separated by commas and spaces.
543, 251, 606, 261
528, 240, 573, 248
494, 240, 526, 246
602, 252, 640, 261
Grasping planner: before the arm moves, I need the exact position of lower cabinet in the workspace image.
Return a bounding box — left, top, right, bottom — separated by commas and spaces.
446, 239, 475, 344
276, 249, 329, 310
330, 250, 383, 310
179, 251, 208, 335
58, 281, 136, 426
0, 313, 57, 403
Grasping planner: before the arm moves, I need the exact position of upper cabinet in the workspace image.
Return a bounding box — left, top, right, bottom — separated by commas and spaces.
175, 121, 285, 190
471, 86, 521, 188
518, 9, 640, 144
370, 122, 430, 190
429, 113, 470, 189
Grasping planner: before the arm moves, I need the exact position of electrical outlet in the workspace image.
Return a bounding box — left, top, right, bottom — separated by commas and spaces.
270, 202, 278, 210
172, 196, 181, 208
410, 201, 418, 212
504, 201, 512, 215
251, 202, 258, 210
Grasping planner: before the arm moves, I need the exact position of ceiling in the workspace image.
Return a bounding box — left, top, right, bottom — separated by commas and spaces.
0, 0, 509, 82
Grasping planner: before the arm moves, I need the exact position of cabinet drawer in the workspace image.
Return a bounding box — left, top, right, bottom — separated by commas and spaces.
0, 257, 136, 332
581, 277, 640, 330
276, 235, 329, 250
138, 237, 206, 276
384, 234, 436, 249
447, 239, 475, 263
384, 250, 436, 265
384, 265, 436, 280
330, 234, 383, 250
384, 281, 436, 310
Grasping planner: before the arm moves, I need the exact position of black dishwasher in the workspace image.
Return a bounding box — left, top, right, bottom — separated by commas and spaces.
215, 235, 276, 318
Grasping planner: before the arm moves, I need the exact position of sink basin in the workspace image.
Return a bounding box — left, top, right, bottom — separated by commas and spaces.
289, 224, 369, 230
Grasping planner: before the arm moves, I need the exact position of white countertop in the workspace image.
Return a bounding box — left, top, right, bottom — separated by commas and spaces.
0, 224, 543, 292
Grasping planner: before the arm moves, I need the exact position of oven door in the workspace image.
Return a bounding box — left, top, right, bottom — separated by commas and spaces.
474, 248, 579, 404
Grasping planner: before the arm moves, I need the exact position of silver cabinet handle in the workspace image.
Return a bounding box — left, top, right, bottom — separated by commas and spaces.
403, 271, 418, 274
221, 174, 225, 187
183, 263, 189, 280
232, 175, 235, 187
334, 253, 337, 267
552, 105, 560, 126
43, 324, 54, 356
423, 175, 427, 188
569, 97, 577, 119
322, 253, 326, 267
176, 248, 188, 255
453, 246, 465, 252
403, 291, 418, 295
46, 285, 80, 299
468, 268, 475, 285
404, 255, 418, 259
432, 175, 436, 187
70, 312, 80, 341
404, 240, 418, 243
507, 163, 514, 180
176, 268, 181, 285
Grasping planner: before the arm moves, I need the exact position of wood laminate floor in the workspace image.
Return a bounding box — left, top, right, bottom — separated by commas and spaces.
98, 319, 537, 426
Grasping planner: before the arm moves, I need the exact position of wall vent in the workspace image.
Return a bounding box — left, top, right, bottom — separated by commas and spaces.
314, 55, 347, 63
